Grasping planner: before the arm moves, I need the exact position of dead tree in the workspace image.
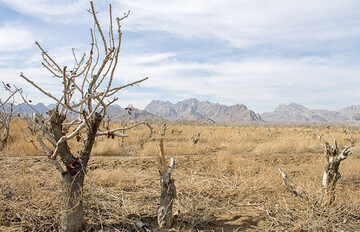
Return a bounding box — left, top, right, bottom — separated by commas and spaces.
19, 2, 147, 231
0, 83, 21, 150
160, 123, 167, 136
145, 122, 154, 138
278, 140, 352, 207
322, 140, 352, 206
190, 131, 201, 144
157, 138, 176, 229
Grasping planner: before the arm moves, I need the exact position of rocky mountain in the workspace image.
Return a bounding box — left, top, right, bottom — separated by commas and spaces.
4, 100, 360, 124
144, 100, 177, 118
261, 103, 360, 123
145, 98, 263, 123
3, 103, 162, 122
14, 103, 49, 115
337, 105, 360, 121
111, 107, 164, 122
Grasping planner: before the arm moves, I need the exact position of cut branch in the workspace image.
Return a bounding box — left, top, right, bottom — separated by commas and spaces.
278, 167, 308, 199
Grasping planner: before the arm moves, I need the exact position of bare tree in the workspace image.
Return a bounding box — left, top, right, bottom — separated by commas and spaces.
0, 83, 21, 150
19, 2, 147, 231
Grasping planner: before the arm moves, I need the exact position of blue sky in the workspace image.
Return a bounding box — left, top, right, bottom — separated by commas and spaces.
0, 0, 360, 113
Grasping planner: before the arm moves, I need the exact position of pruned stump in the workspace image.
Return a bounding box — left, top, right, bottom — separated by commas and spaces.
322, 140, 352, 206
157, 138, 176, 229
191, 132, 200, 144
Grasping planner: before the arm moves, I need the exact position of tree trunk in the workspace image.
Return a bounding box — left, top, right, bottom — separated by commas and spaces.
0, 107, 12, 151
48, 110, 102, 231
157, 139, 176, 229
157, 173, 176, 229
322, 141, 352, 206
60, 171, 85, 232
322, 160, 341, 206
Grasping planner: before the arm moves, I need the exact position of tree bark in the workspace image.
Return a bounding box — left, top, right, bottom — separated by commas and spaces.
60, 172, 85, 232
157, 138, 176, 229
158, 171, 176, 229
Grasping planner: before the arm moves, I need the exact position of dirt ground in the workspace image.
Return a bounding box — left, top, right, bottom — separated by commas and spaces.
1, 124, 360, 231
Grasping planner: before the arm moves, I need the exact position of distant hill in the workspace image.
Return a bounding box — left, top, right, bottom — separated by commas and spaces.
261, 103, 360, 123
14, 103, 49, 115
4, 101, 360, 124
145, 98, 263, 123
4, 103, 162, 123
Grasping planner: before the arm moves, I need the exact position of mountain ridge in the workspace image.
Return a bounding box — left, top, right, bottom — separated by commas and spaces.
145, 98, 263, 123
3, 100, 360, 123
261, 103, 360, 123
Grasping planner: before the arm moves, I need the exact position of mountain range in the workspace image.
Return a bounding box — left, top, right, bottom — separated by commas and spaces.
5, 103, 163, 123
3, 99, 360, 124
261, 103, 360, 123
145, 98, 262, 123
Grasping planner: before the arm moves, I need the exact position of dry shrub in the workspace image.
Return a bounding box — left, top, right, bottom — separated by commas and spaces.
0, 157, 62, 231
0, 119, 39, 156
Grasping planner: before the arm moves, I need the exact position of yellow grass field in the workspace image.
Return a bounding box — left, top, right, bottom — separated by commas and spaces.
1, 119, 360, 231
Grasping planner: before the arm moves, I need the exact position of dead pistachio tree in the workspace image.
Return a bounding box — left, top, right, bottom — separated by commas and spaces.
160, 123, 168, 136
190, 131, 200, 144
157, 138, 176, 229
0, 83, 21, 150
111, 105, 154, 146
278, 140, 352, 206
322, 140, 352, 206
20, 2, 147, 231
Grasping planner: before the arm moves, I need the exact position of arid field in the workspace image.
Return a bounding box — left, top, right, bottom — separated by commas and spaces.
1, 119, 360, 231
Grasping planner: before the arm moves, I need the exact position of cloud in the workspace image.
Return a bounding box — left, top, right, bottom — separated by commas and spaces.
1, 0, 90, 24
112, 52, 360, 112
113, 0, 360, 49
0, 23, 35, 52
1, 0, 360, 113
4, 0, 360, 49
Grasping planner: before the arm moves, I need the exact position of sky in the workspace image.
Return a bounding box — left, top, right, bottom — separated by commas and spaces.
0, 0, 360, 113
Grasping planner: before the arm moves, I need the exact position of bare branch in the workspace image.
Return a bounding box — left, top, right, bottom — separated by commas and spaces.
278, 167, 308, 199
90, 1, 108, 55
35, 41, 62, 73
0, 83, 21, 108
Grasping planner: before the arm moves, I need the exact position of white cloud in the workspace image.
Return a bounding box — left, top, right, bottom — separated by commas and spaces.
113, 0, 360, 48
3, 0, 359, 48
1, 0, 90, 24
111, 52, 360, 112
0, 23, 35, 52
1, 0, 360, 113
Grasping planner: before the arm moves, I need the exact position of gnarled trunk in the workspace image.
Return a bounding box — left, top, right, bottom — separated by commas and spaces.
322, 141, 352, 206
61, 172, 85, 232
49, 110, 102, 231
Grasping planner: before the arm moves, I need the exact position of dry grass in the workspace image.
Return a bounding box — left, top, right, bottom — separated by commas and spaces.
1, 120, 360, 231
